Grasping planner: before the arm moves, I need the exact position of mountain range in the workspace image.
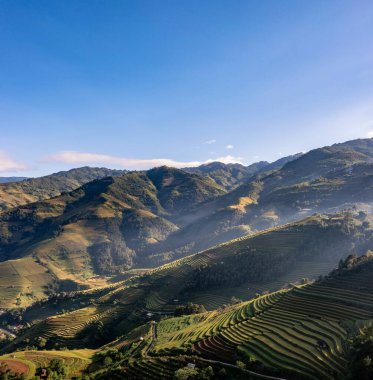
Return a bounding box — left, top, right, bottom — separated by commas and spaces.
0, 139, 372, 305
0, 167, 125, 212
0, 138, 373, 379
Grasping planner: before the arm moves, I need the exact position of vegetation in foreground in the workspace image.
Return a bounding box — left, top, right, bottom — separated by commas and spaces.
0, 249, 372, 379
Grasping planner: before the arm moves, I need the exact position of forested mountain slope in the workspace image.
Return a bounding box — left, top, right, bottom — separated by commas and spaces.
2, 222, 372, 380
0, 139, 372, 287
0, 167, 226, 308
155, 138, 373, 261
2, 211, 371, 349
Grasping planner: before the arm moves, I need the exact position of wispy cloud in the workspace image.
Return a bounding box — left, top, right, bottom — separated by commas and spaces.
0, 150, 27, 172
205, 139, 216, 145
226, 144, 234, 150
45, 151, 244, 169
367, 130, 373, 138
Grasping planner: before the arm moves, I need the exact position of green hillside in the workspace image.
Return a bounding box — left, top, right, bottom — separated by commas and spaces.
92, 253, 373, 380
0, 167, 225, 308
3, 211, 371, 350
0, 139, 372, 282
163, 138, 373, 255
0, 211, 371, 379
0, 138, 372, 313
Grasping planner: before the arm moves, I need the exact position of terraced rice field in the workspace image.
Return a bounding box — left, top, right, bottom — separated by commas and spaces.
187, 261, 334, 310
122, 357, 183, 379
120, 356, 260, 380
0, 257, 54, 308
155, 292, 286, 351
23, 305, 126, 347
153, 265, 373, 380
0, 349, 92, 378
138, 218, 344, 313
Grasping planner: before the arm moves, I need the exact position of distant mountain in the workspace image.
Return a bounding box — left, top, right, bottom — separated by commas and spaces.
0, 177, 28, 183
149, 138, 373, 259
261, 152, 303, 172
184, 154, 302, 190
0, 167, 225, 288
0, 138, 372, 302
1, 140, 373, 378
184, 161, 267, 190
0, 166, 124, 211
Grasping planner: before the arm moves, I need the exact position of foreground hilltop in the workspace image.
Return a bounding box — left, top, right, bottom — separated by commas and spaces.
1, 236, 372, 380
115, 253, 373, 380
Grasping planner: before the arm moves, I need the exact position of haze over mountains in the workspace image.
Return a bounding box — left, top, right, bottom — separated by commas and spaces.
0, 177, 29, 184
0, 138, 372, 302
0, 138, 373, 379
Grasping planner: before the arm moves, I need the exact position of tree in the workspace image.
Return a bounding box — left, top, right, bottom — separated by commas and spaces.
47, 358, 68, 380
346, 325, 373, 379
174, 303, 206, 317
236, 361, 246, 369
217, 368, 227, 378
230, 296, 242, 304
103, 357, 113, 367
199, 366, 214, 379
173, 367, 199, 380
36, 337, 47, 349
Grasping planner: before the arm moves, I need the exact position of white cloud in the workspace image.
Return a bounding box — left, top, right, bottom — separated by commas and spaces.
45, 151, 244, 169
211, 155, 243, 165
205, 139, 216, 145
367, 131, 373, 138
0, 150, 27, 172
226, 144, 234, 150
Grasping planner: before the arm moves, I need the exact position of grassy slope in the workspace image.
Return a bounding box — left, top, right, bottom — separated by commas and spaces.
0, 257, 54, 308
4, 212, 370, 352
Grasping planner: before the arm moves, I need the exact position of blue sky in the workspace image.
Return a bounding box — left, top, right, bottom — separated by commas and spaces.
1, 0, 373, 176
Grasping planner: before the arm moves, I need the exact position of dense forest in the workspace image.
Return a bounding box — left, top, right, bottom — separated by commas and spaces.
189, 213, 372, 290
